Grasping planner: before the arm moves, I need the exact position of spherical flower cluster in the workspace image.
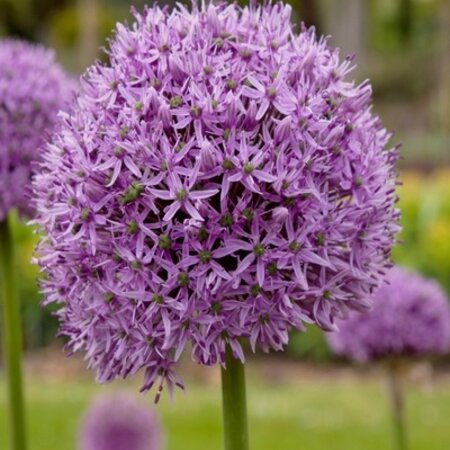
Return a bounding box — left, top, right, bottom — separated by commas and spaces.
328, 267, 450, 362
79, 393, 163, 450
0, 39, 73, 220
34, 2, 400, 396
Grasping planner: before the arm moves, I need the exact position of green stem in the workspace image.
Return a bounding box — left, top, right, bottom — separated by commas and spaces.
0, 218, 27, 450
221, 346, 249, 450
386, 361, 407, 450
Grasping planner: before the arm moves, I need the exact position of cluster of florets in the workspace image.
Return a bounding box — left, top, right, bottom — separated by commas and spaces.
328, 267, 450, 362
0, 39, 73, 220
79, 393, 163, 450
34, 2, 400, 396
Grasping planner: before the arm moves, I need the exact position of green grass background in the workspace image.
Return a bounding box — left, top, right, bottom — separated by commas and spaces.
1, 369, 449, 450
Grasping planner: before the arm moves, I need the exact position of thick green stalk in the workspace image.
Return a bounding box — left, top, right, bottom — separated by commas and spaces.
0, 218, 27, 450
386, 361, 407, 450
221, 346, 249, 450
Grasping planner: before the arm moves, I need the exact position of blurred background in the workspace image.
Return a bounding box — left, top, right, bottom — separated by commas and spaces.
0, 1, 449, 449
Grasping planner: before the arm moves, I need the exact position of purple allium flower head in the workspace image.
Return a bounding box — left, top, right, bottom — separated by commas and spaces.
33, 2, 400, 398
328, 267, 450, 362
0, 39, 73, 220
79, 393, 163, 450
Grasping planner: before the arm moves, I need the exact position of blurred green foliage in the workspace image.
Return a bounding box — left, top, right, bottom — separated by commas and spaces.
394, 169, 450, 291
286, 325, 331, 361
0, 0, 70, 39
48, 3, 121, 70
370, 0, 441, 51
7, 213, 59, 350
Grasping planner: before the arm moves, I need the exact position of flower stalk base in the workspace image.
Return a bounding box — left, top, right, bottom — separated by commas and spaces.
221, 346, 249, 450
386, 361, 407, 450
0, 218, 27, 450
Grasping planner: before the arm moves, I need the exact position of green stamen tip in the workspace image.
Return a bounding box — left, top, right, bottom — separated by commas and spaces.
243, 162, 253, 174
175, 141, 185, 153
253, 243, 265, 257
114, 146, 124, 157
240, 48, 252, 59
250, 284, 261, 296
267, 87, 277, 98
354, 175, 363, 187
198, 227, 208, 242
211, 301, 221, 314
151, 78, 161, 88
243, 208, 254, 222
127, 220, 138, 234
223, 158, 234, 170
159, 234, 171, 250
178, 272, 189, 286
80, 207, 90, 221
226, 79, 237, 90
316, 232, 325, 246
176, 188, 188, 201
190, 105, 201, 118
131, 260, 140, 270
112, 253, 121, 262
220, 213, 234, 227
170, 95, 183, 108
121, 182, 144, 204
214, 37, 224, 48
259, 314, 269, 325
199, 250, 212, 263
267, 262, 278, 275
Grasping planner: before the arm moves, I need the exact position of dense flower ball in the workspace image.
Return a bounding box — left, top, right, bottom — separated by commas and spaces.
34, 2, 400, 396
328, 267, 450, 362
79, 393, 163, 450
0, 39, 73, 220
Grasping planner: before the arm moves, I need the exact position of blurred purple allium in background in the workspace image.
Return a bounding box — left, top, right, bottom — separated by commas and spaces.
0, 39, 73, 220
80, 393, 163, 450
328, 267, 450, 362
33, 2, 400, 397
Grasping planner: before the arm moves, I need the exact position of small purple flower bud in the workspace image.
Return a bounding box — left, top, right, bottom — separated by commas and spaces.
272, 206, 289, 223
168, 54, 187, 84
243, 101, 258, 131
199, 142, 216, 171
157, 103, 171, 129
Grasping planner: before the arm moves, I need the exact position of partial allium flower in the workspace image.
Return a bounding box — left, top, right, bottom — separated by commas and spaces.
80, 393, 163, 450
0, 39, 73, 220
328, 267, 450, 362
33, 2, 400, 397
